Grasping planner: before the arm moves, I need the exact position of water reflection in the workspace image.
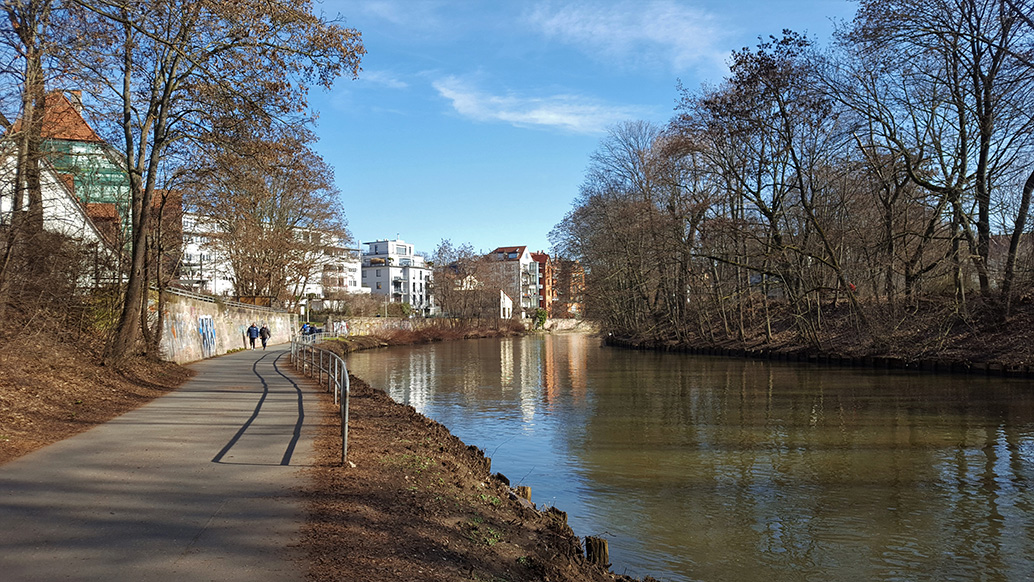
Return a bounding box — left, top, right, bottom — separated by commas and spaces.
345, 335, 1034, 582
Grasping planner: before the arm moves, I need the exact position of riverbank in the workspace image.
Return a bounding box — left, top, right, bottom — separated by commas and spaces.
303, 374, 650, 582
605, 298, 1034, 377
324, 318, 528, 355
306, 323, 658, 581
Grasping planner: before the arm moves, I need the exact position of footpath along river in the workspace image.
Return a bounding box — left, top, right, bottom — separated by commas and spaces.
344, 333, 1034, 582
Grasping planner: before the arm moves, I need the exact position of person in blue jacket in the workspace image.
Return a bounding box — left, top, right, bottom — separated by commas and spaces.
247, 323, 260, 349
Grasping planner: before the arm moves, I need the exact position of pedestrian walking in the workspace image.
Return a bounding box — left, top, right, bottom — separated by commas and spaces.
247, 323, 260, 349
259, 324, 271, 350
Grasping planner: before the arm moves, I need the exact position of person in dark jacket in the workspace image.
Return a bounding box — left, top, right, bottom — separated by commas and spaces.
247, 323, 260, 349
259, 324, 271, 350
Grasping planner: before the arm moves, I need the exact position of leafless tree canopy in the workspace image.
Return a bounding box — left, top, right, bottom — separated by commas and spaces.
190, 128, 350, 305
552, 0, 1034, 349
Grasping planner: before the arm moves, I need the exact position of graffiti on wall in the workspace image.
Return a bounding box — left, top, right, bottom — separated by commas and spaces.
198, 315, 216, 359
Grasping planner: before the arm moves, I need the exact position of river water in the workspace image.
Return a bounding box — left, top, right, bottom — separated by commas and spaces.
343, 334, 1034, 582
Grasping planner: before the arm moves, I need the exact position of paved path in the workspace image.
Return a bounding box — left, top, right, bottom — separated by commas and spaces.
0, 346, 320, 581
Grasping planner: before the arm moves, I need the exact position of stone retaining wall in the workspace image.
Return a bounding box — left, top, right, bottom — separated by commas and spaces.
158, 291, 298, 364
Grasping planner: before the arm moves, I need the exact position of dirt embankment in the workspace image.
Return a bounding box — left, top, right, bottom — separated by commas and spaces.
606, 299, 1034, 376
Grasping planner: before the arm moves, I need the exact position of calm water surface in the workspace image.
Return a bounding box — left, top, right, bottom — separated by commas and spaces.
344, 334, 1034, 582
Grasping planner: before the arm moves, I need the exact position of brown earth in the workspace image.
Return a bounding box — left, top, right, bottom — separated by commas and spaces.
0, 335, 193, 464
0, 331, 651, 582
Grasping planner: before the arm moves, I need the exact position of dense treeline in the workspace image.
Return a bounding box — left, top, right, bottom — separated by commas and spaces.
552, 0, 1034, 354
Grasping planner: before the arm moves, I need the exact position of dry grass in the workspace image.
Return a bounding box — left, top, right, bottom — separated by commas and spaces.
0, 333, 192, 465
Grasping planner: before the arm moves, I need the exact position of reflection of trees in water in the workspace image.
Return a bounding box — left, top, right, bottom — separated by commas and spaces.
578, 353, 1034, 581
350, 337, 1034, 581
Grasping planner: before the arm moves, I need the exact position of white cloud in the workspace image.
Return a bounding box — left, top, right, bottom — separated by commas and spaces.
360, 70, 408, 90
432, 76, 644, 135
358, 0, 444, 29
525, 0, 729, 72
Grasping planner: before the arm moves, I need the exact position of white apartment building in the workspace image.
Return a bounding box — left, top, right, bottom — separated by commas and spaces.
361, 238, 434, 314
488, 245, 542, 316
178, 212, 366, 303
179, 213, 235, 295
312, 244, 365, 297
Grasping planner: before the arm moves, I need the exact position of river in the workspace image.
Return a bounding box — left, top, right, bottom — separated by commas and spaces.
343, 333, 1034, 582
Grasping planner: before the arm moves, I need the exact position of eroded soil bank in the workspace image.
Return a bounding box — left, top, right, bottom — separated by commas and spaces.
605, 299, 1034, 376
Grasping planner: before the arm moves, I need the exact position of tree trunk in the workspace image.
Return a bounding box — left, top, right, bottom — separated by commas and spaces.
1002, 169, 1034, 317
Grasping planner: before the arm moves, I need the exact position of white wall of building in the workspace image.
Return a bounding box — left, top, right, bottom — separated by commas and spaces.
179, 213, 235, 295
361, 238, 434, 313
489, 246, 542, 315
1, 151, 108, 246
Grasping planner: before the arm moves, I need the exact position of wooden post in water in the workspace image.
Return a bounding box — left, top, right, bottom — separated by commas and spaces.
585, 536, 609, 567
515, 486, 532, 501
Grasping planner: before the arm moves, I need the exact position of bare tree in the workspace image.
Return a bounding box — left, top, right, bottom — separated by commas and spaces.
0, 0, 58, 320
432, 239, 510, 321
60, 0, 364, 364
840, 0, 1034, 304
191, 130, 349, 307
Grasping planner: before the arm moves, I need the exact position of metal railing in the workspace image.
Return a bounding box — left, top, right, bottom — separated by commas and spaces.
295, 331, 338, 344
164, 287, 286, 313
290, 335, 350, 464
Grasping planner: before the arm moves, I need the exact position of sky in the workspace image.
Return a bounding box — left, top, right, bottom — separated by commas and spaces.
308, 0, 859, 257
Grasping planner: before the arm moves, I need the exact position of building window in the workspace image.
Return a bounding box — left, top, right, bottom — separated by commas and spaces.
376, 282, 382, 289
376, 269, 381, 277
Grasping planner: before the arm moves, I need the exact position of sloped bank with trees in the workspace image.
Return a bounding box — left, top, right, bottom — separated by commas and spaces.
551, 0, 1034, 371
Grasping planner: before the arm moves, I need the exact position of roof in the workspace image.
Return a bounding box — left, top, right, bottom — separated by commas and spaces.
8, 91, 105, 143
530, 252, 550, 263
86, 203, 120, 221
490, 246, 528, 261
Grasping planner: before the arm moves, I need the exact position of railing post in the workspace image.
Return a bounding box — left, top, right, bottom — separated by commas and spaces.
341, 366, 349, 464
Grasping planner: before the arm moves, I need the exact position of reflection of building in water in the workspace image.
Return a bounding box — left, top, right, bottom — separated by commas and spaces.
567, 333, 588, 403
520, 337, 538, 392
499, 337, 514, 388
385, 351, 436, 410
519, 338, 539, 422
462, 357, 482, 393
542, 334, 558, 404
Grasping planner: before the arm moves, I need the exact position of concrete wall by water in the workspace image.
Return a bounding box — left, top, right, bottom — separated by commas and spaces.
159, 290, 298, 364
323, 316, 429, 336
321, 316, 595, 336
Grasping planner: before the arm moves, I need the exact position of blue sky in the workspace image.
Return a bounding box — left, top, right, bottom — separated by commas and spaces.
309, 0, 858, 256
